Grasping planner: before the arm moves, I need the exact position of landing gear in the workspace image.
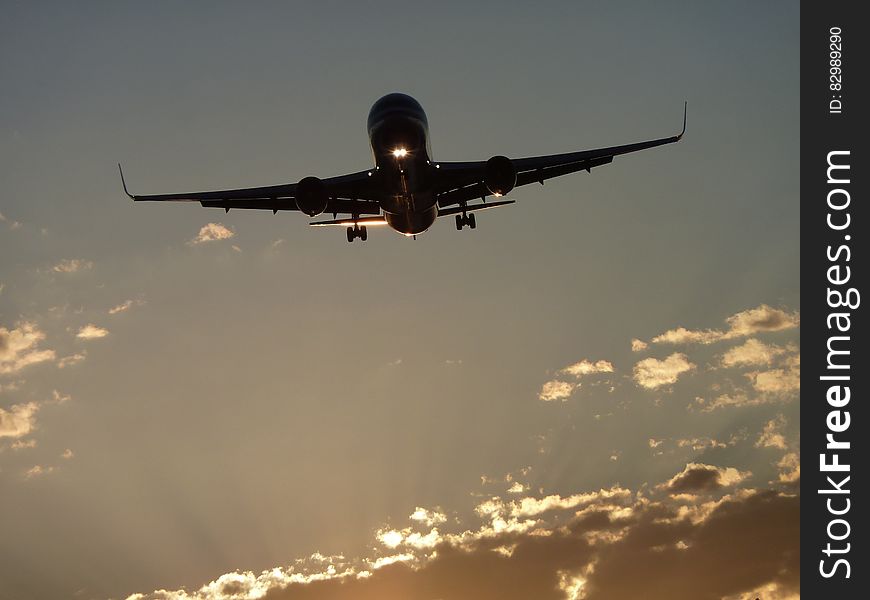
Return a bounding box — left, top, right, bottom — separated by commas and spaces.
346, 225, 368, 242
455, 212, 477, 230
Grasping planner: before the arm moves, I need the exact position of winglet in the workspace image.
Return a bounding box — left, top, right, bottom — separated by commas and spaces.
118, 163, 135, 200
678, 102, 687, 139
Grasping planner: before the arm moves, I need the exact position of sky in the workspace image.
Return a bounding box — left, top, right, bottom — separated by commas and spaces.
0, 2, 800, 599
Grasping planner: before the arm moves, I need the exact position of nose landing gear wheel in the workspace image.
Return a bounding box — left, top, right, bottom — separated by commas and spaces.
360, 226, 368, 241
347, 227, 354, 243
455, 215, 463, 230
468, 213, 476, 229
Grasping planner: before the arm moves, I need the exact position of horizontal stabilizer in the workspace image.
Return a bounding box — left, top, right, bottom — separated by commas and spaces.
309, 215, 388, 227
437, 200, 515, 217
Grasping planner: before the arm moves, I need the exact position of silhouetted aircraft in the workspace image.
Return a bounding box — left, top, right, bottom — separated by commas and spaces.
120, 93, 685, 241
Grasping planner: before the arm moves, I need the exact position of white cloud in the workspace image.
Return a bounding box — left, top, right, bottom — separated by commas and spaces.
1, 403, 39, 439
61, 448, 74, 459
537, 380, 577, 401
376, 529, 404, 548
0, 322, 56, 375
756, 415, 788, 450
190, 223, 235, 245
777, 452, 800, 483
25, 464, 54, 478
109, 300, 133, 314
52, 258, 93, 273
76, 324, 109, 340
51, 390, 71, 404
632, 353, 695, 389
721, 339, 789, 368
650, 305, 800, 347
507, 481, 528, 494
57, 352, 87, 368
652, 327, 722, 345
631, 338, 648, 352
483, 486, 632, 519
11, 438, 37, 450
676, 437, 727, 451
747, 357, 800, 395
409, 507, 447, 527
560, 359, 614, 378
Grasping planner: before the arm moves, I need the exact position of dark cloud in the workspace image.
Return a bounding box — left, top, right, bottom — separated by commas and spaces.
252, 491, 797, 600
661, 463, 749, 495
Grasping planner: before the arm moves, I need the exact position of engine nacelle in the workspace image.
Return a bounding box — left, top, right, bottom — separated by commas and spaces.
484, 155, 516, 197
295, 176, 329, 217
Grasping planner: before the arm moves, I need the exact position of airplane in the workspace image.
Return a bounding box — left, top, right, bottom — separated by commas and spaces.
119, 93, 685, 242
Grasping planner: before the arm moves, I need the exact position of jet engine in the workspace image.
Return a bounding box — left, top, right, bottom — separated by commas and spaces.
295, 176, 329, 216
484, 155, 517, 196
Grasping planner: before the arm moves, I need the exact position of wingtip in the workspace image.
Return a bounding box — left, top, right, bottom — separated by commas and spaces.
118, 163, 135, 200
679, 101, 687, 138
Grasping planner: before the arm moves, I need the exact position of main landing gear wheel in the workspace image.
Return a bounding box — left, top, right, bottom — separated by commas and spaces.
346, 225, 368, 242
456, 213, 477, 230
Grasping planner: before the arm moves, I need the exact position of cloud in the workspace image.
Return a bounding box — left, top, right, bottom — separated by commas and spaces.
0, 322, 56, 375
694, 353, 799, 412
51, 389, 71, 404
756, 416, 788, 450
11, 438, 37, 450
190, 223, 235, 245
537, 380, 577, 402
76, 324, 109, 340
507, 482, 528, 494
661, 463, 751, 495
652, 327, 722, 345
109, 298, 145, 315
51, 258, 93, 273
127, 483, 798, 600
725, 305, 800, 337
559, 359, 614, 378
57, 352, 87, 368
776, 453, 800, 484
645, 305, 800, 348
409, 507, 447, 527
720, 339, 789, 368
61, 448, 74, 459
630, 339, 648, 352
0, 211, 22, 229
746, 354, 800, 395
675, 437, 727, 451
0, 402, 39, 439
483, 486, 632, 520
24, 464, 54, 478
632, 353, 695, 389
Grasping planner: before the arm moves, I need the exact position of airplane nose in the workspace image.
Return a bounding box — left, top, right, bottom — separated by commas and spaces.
371, 116, 425, 154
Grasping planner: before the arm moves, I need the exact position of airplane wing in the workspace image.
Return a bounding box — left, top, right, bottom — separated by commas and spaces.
436, 103, 686, 207
119, 167, 382, 216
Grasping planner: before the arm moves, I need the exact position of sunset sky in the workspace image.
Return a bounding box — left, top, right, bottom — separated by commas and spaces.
1, 2, 799, 599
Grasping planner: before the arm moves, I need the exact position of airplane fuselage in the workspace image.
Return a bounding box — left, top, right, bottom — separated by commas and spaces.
366, 93, 439, 235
